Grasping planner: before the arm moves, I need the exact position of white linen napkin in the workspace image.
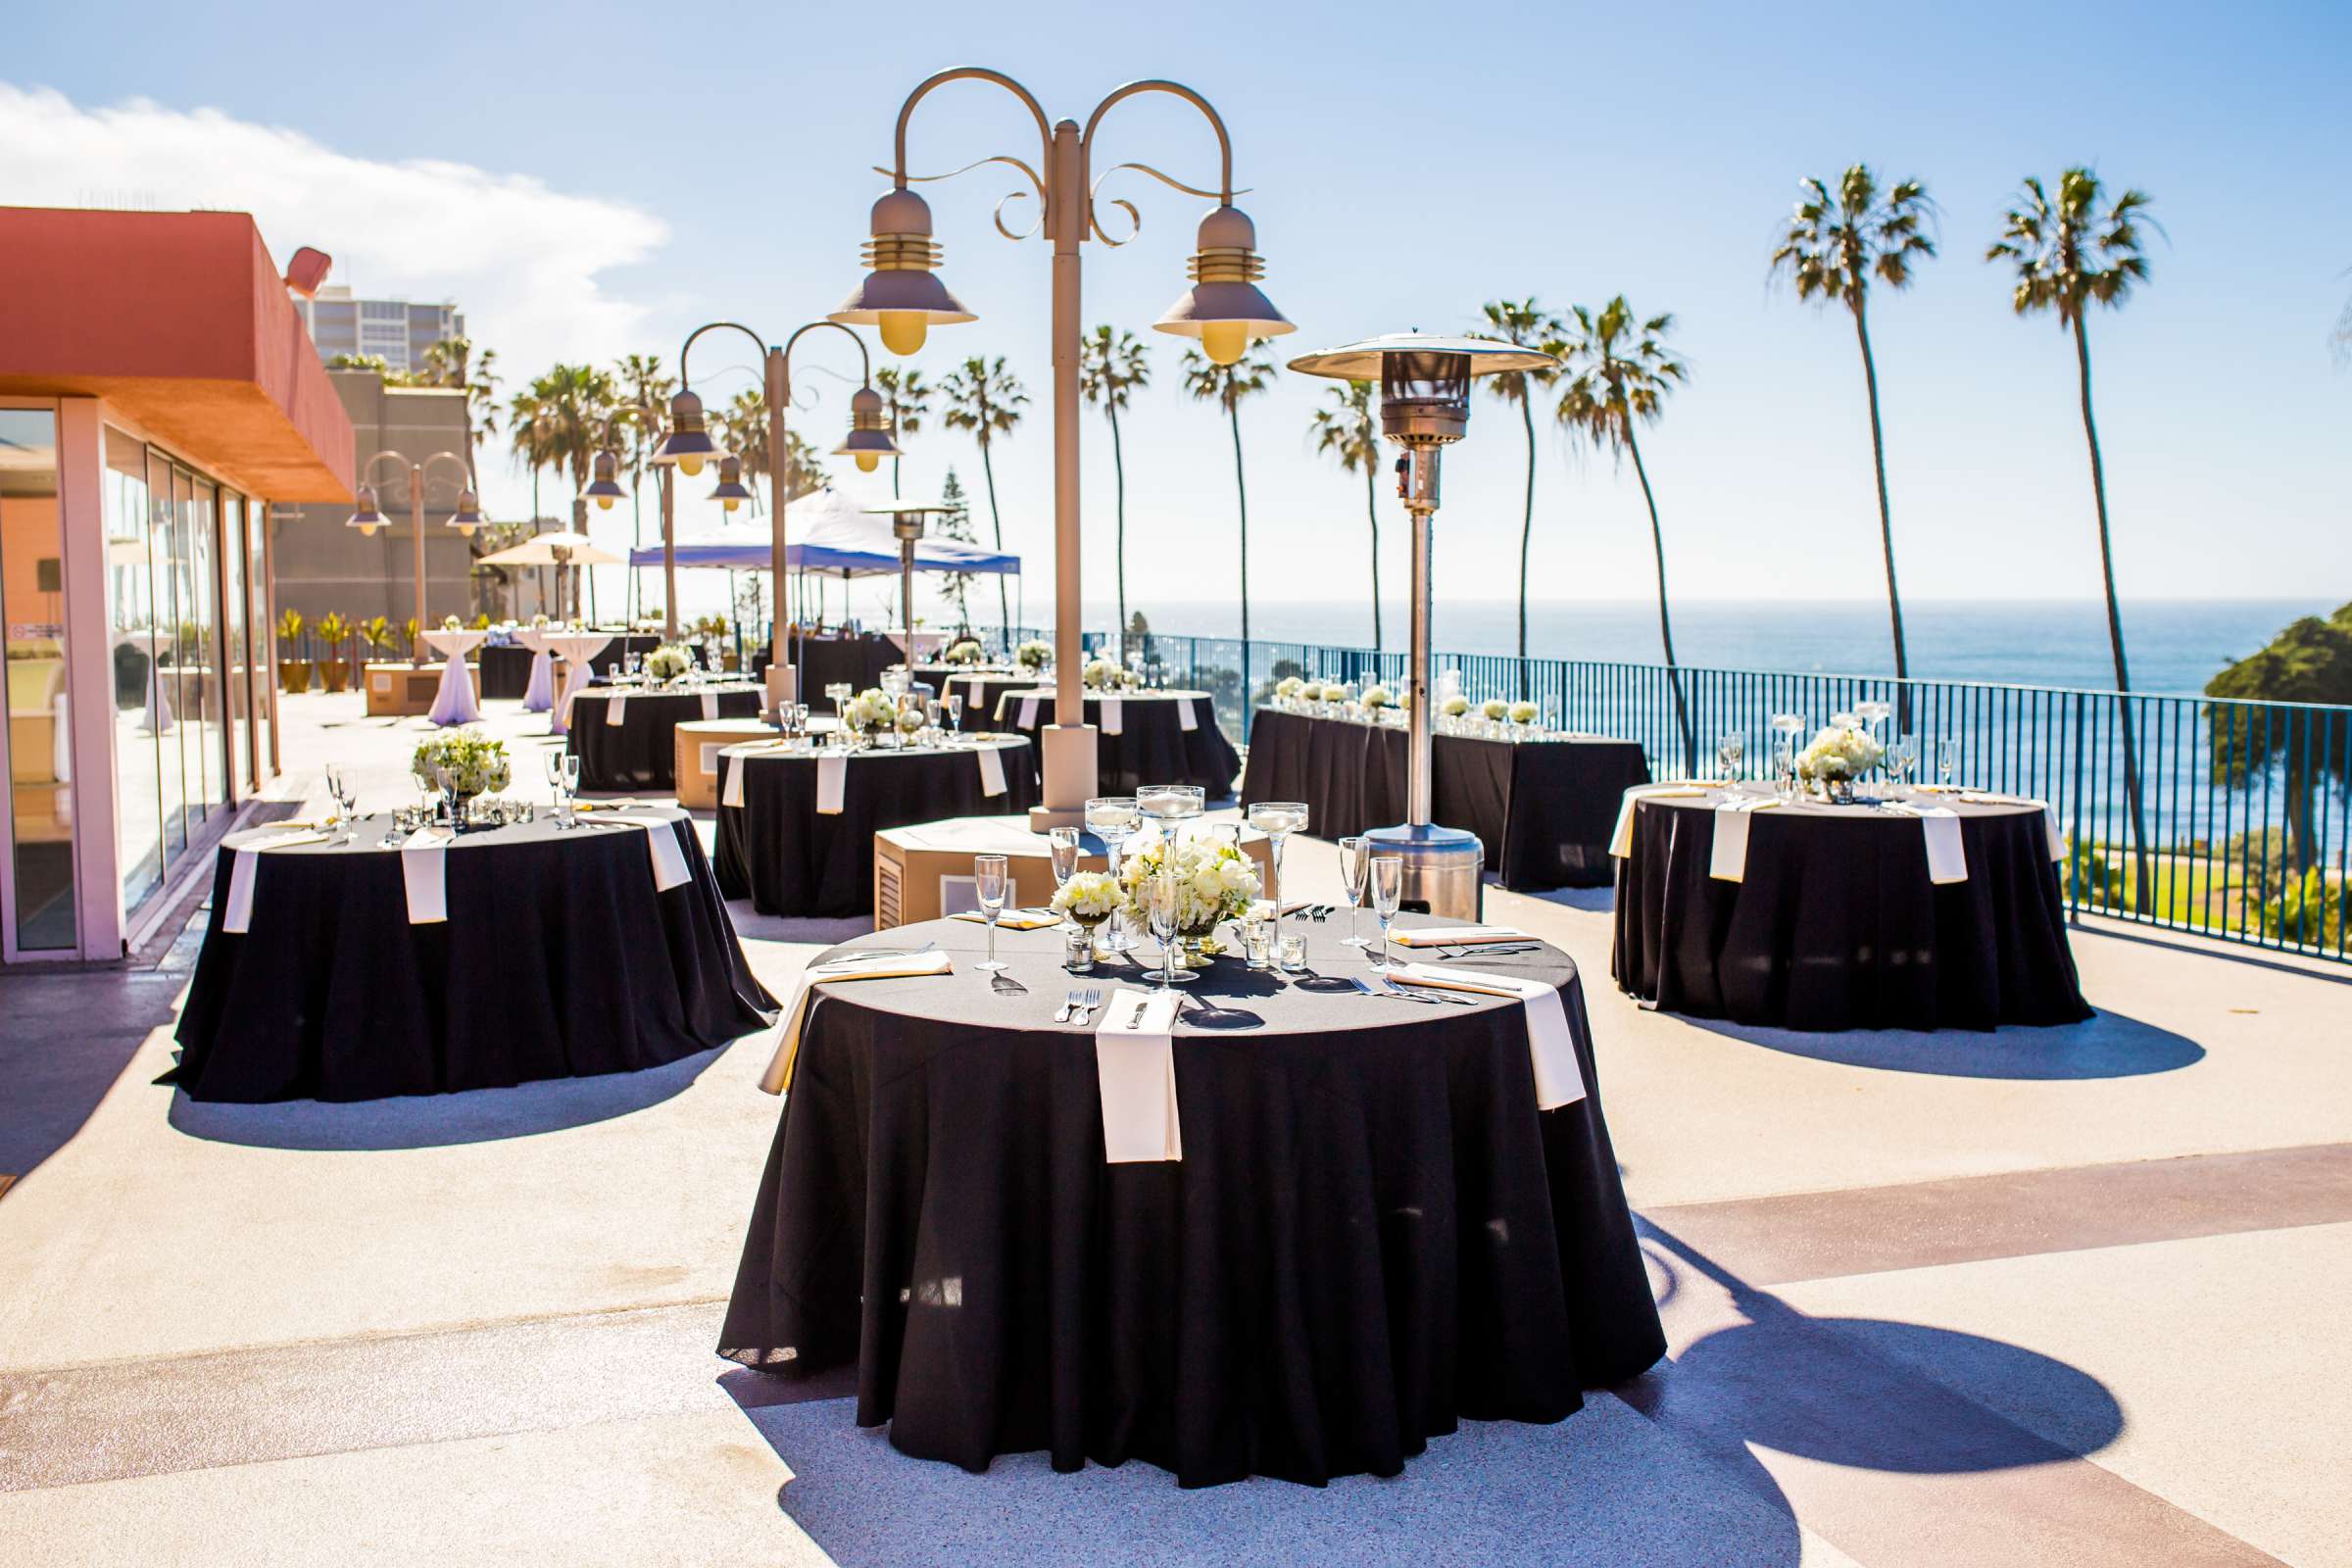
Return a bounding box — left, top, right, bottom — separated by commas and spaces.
1018, 694, 1041, 729
720, 752, 747, 808
1384, 963, 1587, 1110
951, 906, 1061, 930
220, 831, 332, 934
1961, 793, 2070, 860
760, 948, 956, 1094
700, 690, 718, 721
976, 745, 1007, 797
1177, 697, 1199, 731
964, 674, 988, 709
605, 693, 627, 725
1608, 784, 1712, 858
1100, 696, 1123, 735
1887, 802, 1969, 884
626, 815, 693, 892
815, 753, 849, 814
401, 827, 452, 924
1387, 924, 1532, 950
1096, 988, 1182, 1162
1708, 797, 1783, 882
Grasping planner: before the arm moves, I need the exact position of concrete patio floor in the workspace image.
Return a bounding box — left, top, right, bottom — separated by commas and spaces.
1, 690, 2345, 1566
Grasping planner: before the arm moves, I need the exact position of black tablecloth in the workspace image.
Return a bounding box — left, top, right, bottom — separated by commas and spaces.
755, 635, 904, 697
1611, 786, 2092, 1031
717, 910, 1662, 1487
478, 642, 536, 700
171, 809, 777, 1102
1239, 710, 1651, 890
566, 686, 765, 791
713, 739, 1041, 917
587, 632, 665, 678
912, 666, 1033, 723
993, 690, 1242, 797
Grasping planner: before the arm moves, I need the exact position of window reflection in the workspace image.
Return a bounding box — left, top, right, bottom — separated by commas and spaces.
1, 408, 75, 951
105, 426, 165, 911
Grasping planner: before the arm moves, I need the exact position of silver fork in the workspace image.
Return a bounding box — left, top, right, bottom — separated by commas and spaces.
1054, 989, 1081, 1024
1080, 986, 1102, 1023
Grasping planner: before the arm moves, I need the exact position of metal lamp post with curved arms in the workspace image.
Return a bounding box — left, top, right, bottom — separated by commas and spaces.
343, 448, 483, 651
648, 320, 899, 701
830, 67, 1294, 829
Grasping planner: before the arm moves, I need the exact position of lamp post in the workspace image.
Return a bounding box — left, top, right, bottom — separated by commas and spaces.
831, 68, 1293, 828
1288, 335, 1558, 919
648, 322, 899, 703
344, 449, 482, 654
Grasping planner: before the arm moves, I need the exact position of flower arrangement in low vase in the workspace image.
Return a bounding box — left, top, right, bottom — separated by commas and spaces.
1480, 698, 1510, 722
944, 637, 987, 665
1082, 658, 1138, 692
1361, 684, 1394, 710
1050, 869, 1127, 940
1796, 716, 1885, 803
1117, 836, 1261, 967
1508, 700, 1539, 726
1274, 675, 1305, 706
641, 644, 692, 686
440, 614, 463, 633
1441, 694, 1471, 718
1014, 639, 1054, 673
412, 728, 511, 824
839, 687, 897, 745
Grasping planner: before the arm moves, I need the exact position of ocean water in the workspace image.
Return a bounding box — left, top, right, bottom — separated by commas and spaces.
1095, 598, 2338, 699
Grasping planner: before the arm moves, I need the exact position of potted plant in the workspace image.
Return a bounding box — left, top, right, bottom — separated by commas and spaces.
275, 609, 311, 694
314, 612, 352, 692
358, 614, 396, 670
403, 617, 421, 664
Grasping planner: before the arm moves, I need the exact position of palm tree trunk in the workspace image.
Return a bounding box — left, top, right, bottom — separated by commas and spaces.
1853, 306, 1908, 684
1363, 459, 1382, 654
1229, 402, 1250, 674
1626, 426, 1695, 774
628, 457, 643, 624
2074, 313, 2150, 911
1109, 402, 1128, 654
979, 442, 1010, 644
1517, 392, 1537, 699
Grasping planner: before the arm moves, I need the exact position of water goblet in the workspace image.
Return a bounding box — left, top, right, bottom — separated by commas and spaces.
1716, 732, 1745, 786
1369, 856, 1404, 969
923, 697, 943, 743
1048, 826, 1081, 904
946, 692, 965, 736
1772, 742, 1796, 803
1245, 800, 1309, 956
975, 854, 1009, 975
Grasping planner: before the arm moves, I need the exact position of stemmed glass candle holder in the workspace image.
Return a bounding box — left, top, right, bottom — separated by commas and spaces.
1084, 797, 1141, 954
1245, 801, 1309, 957
1138, 785, 1204, 850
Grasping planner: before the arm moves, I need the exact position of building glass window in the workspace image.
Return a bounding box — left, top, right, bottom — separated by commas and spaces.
180, 468, 227, 823
146, 450, 188, 867
248, 498, 272, 779
104, 426, 165, 913
221, 492, 251, 793
0, 408, 76, 952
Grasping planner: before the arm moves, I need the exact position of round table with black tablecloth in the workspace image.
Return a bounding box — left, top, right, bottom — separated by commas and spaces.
716, 909, 1662, 1488
170, 808, 776, 1102
589, 632, 666, 678
1610, 783, 2091, 1031
713, 736, 1040, 918
477, 641, 536, 700
909, 666, 1034, 725
565, 685, 765, 791
1239, 709, 1651, 890
756, 635, 903, 698
993, 689, 1240, 796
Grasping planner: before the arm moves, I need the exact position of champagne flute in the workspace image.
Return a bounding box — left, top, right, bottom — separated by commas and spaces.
975, 854, 1009, 974
946, 691, 965, 736
1938, 737, 1959, 790
1048, 826, 1081, 915
1338, 835, 1372, 949
1370, 856, 1403, 969
560, 753, 581, 827
323, 761, 346, 831
1245, 800, 1309, 954
1146, 866, 1182, 990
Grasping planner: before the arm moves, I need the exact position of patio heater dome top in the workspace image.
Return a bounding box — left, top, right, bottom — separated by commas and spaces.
861, 495, 956, 542
830, 187, 977, 358
1289, 333, 1560, 447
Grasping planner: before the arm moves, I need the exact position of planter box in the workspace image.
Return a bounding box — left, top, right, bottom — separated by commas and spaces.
364, 662, 475, 717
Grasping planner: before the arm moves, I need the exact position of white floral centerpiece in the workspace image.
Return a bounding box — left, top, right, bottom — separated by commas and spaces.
840, 687, 895, 739
1275, 675, 1305, 702
1361, 684, 1394, 709
944, 637, 987, 665
1318, 683, 1348, 703
1797, 716, 1885, 800
530, 612, 551, 629
1509, 701, 1539, 725
1082, 658, 1138, 691
1441, 694, 1471, 718
1481, 698, 1510, 721
1050, 870, 1126, 930
1014, 639, 1053, 672
642, 644, 692, 684
1118, 837, 1262, 963
412, 728, 510, 819
440, 613, 462, 632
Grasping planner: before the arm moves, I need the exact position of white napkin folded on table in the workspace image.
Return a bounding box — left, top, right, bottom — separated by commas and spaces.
700, 691, 718, 721
1961, 793, 2071, 860
605, 693, 627, 725
401, 827, 452, 923
951, 906, 1060, 930
1177, 697, 1199, 731
1245, 896, 1316, 920
1387, 924, 1532, 950
620, 814, 692, 892
220, 831, 332, 933
964, 675, 988, 709
1383, 963, 1587, 1109
760, 948, 956, 1094
1018, 694, 1041, 729
1708, 796, 1783, 882
977, 745, 1007, 797
1887, 802, 1969, 883
815, 753, 849, 814
1608, 784, 1712, 858
1096, 988, 1183, 1162
721, 752, 747, 808
1100, 696, 1123, 736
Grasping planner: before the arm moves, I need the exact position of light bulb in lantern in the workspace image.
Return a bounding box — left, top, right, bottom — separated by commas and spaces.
722, 497, 741, 514
879, 312, 927, 356
1201, 320, 1249, 367
595, 494, 613, 510
855, 452, 880, 473
678, 454, 705, 476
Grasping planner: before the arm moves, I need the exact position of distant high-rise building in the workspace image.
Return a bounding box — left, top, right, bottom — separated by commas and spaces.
292, 285, 464, 374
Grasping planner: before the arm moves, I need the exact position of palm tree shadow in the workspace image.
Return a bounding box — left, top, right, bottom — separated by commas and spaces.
1685, 1007, 2202, 1079
167, 1045, 724, 1151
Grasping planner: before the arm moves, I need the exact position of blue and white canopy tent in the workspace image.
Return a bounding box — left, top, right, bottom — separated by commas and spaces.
629, 486, 1018, 576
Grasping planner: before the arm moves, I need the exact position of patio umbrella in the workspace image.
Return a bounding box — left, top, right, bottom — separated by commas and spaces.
472, 529, 625, 567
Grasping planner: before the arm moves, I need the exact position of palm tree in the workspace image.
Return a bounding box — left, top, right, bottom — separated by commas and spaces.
715, 390, 828, 512
1551, 298, 1694, 771
506, 383, 553, 523
1473, 298, 1562, 683
939, 356, 1027, 641
1080, 326, 1152, 649
1307, 380, 1385, 652
1770, 166, 1937, 683
1181, 346, 1277, 658
613, 354, 675, 620
873, 367, 931, 495
1988, 168, 2160, 905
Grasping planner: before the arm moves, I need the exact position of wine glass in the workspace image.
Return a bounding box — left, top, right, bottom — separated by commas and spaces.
1938, 737, 1959, 790
1338, 835, 1372, 949
1772, 741, 1796, 803
975, 854, 1009, 974
1716, 732, 1745, 787
1886, 735, 1918, 799
559, 753, 581, 826
1048, 825, 1081, 906
1084, 796, 1140, 953
946, 691, 965, 736
1370, 856, 1404, 969
923, 696, 943, 743
1144, 866, 1182, 990
1245, 801, 1309, 953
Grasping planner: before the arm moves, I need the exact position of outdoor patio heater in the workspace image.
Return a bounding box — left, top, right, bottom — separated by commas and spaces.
861, 497, 958, 658
1288, 334, 1561, 919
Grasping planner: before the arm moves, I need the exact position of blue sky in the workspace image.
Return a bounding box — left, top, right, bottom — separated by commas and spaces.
12, 0, 2350, 635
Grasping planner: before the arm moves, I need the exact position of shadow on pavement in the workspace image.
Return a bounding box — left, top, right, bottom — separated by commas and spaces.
1689, 1007, 2203, 1079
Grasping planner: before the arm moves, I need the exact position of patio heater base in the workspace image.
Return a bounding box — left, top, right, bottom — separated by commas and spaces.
1363, 821, 1484, 922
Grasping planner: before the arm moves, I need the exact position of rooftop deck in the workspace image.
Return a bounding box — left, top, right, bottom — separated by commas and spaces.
1, 690, 2343, 1566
